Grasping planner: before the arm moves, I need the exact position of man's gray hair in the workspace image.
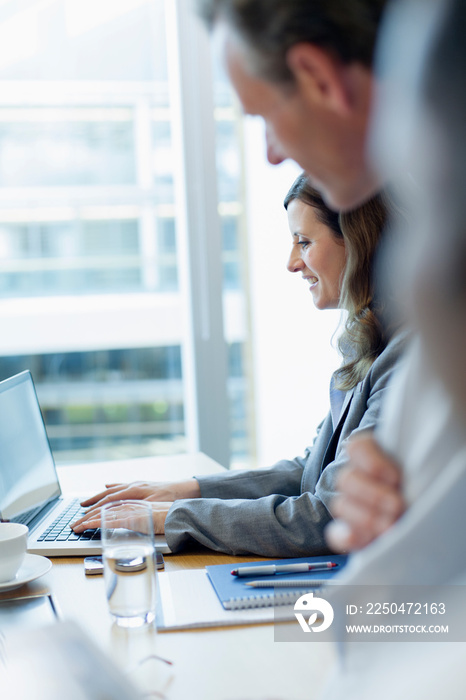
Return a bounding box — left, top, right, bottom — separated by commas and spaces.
197, 0, 388, 83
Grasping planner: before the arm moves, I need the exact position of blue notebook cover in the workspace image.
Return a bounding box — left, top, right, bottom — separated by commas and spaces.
206, 554, 347, 610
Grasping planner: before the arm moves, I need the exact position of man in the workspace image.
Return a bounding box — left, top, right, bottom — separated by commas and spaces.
199, 0, 466, 695
323, 1, 466, 695
198, 0, 466, 578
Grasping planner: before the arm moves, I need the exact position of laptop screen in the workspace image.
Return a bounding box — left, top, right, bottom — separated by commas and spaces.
0, 371, 61, 521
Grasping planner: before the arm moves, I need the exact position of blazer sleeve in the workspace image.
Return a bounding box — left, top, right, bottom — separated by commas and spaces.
195, 448, 315, 501
194, 415, 328, 500
164, 331, 408, 557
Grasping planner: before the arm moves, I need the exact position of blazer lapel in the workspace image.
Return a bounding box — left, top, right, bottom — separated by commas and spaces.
320, 387, 355, 474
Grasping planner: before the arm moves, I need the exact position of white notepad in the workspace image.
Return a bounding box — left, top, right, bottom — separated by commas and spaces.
156, 569, 295, 631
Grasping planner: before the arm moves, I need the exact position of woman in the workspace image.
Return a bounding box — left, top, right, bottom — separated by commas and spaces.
72, 174, 407, 557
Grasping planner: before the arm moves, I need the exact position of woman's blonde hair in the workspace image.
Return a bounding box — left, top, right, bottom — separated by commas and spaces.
284, 173, 391, 390
336, 194, 389, 389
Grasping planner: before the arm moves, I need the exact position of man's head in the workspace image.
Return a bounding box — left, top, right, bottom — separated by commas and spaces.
198, 0, 388, 210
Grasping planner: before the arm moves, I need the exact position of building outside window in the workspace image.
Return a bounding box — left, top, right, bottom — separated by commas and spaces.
0, 0, 254, 468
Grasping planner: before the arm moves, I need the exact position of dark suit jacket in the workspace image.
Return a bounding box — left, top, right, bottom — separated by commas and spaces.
165, 331, 408, 557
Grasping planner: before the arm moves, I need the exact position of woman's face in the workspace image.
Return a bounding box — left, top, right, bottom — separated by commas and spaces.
286, 199, 346, 310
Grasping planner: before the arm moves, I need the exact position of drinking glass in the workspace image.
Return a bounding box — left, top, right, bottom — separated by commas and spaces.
101, 501, 157, 628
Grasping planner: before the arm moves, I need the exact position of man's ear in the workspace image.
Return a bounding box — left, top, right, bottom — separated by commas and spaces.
286, 43, 353, 115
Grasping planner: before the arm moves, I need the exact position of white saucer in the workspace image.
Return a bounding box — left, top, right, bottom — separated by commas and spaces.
0, 553, 52, 592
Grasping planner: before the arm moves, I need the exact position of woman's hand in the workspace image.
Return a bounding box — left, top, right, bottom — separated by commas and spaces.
71, 499, 172, 534
326, 433, 405, 552
79, 478, 201, 509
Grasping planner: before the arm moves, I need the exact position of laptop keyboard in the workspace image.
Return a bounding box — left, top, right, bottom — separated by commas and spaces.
36, 498, 101, 542
15, 505, 44, 525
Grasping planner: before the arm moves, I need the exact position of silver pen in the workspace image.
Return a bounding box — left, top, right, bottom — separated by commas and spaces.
245, 578, 328, 588
230, 562, 337, 577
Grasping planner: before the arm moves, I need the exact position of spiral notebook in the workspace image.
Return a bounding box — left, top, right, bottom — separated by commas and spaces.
206, 554, 347, 610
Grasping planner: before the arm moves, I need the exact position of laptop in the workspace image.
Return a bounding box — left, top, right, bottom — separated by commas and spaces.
0, 370, 171, 556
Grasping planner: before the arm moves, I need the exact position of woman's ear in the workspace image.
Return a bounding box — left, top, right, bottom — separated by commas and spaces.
286, 43, 353, 116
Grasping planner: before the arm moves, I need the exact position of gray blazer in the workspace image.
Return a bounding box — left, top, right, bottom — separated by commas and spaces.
165, 331, 408, 557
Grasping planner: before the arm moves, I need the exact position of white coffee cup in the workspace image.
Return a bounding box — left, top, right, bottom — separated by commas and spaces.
0, 523, 28, 583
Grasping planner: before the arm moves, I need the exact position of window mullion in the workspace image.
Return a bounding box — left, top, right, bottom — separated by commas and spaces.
165, 0, 231, 467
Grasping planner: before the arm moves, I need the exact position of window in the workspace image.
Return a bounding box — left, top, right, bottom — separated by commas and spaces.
0, 0, 253, 468
0, 0, 337, 473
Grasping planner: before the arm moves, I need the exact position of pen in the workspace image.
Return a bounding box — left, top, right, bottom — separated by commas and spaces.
245, 578, 328, 588
230, 562, 337, 577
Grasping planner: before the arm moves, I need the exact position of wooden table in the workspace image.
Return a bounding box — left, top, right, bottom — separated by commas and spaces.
2, 453, 336, 699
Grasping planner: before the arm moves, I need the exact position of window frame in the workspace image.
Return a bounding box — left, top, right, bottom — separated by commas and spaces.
163, 0, 231, 467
